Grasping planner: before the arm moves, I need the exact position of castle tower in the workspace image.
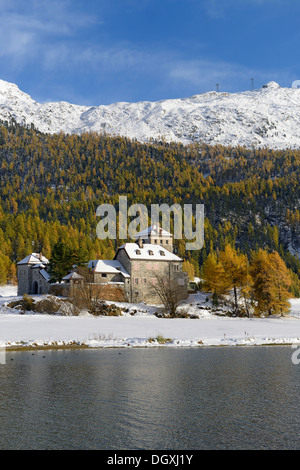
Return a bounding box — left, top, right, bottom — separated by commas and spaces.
134, 224, 173, 252
17, 253, 49, 295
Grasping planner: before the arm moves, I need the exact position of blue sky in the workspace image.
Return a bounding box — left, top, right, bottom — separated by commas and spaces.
1, 0, 300, 105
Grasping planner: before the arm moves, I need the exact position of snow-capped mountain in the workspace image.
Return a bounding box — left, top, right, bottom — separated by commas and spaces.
1, 78, 300, 149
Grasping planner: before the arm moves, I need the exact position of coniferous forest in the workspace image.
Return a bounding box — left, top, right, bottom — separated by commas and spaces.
0, 119, 299, 304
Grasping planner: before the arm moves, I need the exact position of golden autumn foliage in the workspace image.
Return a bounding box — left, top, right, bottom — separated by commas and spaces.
201, 245, 293, 316
250, 249, 292, 316
0, 119, 298, 290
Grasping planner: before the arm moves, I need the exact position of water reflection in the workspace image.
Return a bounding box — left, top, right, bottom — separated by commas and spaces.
0, 347, 299, 449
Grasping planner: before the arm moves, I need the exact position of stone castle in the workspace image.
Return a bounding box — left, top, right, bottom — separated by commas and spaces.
17, 225, 188, 305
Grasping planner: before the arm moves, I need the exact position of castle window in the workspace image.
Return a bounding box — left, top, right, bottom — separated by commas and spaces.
160, 250, 165, 256
148, 250, 154, 255
136, 249, 141, 255
134, 278, 139, 284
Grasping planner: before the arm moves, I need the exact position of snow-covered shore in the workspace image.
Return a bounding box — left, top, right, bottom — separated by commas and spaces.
1, 285, 300, 350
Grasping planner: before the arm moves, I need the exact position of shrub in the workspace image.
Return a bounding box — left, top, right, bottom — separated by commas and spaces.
8, 294, 35, 312
148, 335, 172, 344
89, 300, 123, 316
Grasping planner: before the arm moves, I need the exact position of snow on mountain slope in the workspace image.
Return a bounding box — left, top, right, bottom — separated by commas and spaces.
1, 79, 300, 149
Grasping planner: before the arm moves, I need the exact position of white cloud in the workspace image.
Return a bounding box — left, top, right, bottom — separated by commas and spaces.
36, 40, 297, 101
0, 0, 100, 66
0, 0, 296, 104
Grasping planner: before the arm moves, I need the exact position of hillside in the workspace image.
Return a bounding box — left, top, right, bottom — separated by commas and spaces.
1, 79, 300, 149
0, 120, 299, 289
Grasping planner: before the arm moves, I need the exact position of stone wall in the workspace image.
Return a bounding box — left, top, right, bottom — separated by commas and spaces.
31, 268, 50, 295
148, 235, 173, 252
92, 283, 128, 302
17, 264, 32, 296
93, 272, 123, 283
130, 259, 188, 304
50, 282, 128, 303
114, 250, 131, 275
49, 283, 70, 297
17, 265, 50, 295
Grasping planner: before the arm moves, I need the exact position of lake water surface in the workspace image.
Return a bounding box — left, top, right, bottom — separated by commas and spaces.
0, 346, 299, 450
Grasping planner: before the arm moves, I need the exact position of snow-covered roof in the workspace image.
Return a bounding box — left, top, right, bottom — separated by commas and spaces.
88, 260, 130, 278
32, 263, 46, 269
62, 272, 83, 281
32, 253, 49, 263
17, 253, 49, 265
134, 224, 172, 239
116, 243, 182, 261
40, 269, 51, 281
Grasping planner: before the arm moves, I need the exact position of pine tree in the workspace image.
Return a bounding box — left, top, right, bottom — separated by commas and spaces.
250, 249, 292, 316
0, 252, 11, 284
48, 242, 76, 283
218, 244, 250, 314
250, 249, 273, 316
182, 260, 195, 281
201, 251, 225, 302
7, 263, 17, 285
267, 251, 292, 316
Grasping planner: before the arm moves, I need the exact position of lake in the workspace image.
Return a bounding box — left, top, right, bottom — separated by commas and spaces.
0, 346, 299, 450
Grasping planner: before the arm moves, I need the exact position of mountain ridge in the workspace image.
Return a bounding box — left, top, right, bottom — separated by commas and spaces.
0, 78, 300, 149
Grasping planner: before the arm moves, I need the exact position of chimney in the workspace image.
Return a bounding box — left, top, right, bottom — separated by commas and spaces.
137, 237, 143, 249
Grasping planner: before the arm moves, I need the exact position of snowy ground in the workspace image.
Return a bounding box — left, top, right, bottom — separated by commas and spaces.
0, 285, 300, 350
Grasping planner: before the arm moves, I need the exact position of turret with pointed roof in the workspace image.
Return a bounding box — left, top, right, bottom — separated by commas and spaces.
17, 253, 49, 296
